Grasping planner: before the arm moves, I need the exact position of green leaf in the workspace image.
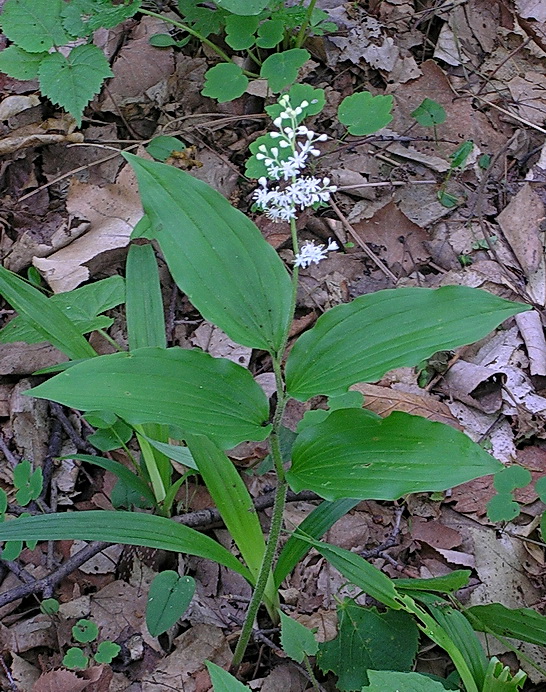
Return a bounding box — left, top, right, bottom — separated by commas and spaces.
287, 409, 501, 501
1, 0, 70, 52
411, 98, 446, 127
279, 611, 318, 663
225, 15, 258, 50
0, 489, 7, 516
260, 49, 309, 93
274, 498, 359, 587
1, 540, 23, 561
0, 510, 251, 578
450, 141, 474, 169
72, 619, 98, 643
61, 0, 141, 37
394, 571, 471, 594
328, 391, 364, 410
38, 44, 114, 125
63, 647, 89, 670
264, 83, 325, 123
213, 0, 269, 15
0, 45, 47, 79
362, 670, 449, 691
338, 92, 393, 135
123, 154, 292, 354
13, 460, 43, 506
149, 33, 178, 47
536, 476, 546, 502
40, 598, 60, 615
494, 465, 532, 492
437, 189, 460, 208
202, 62, 249, 103
146, 571, 195, 636
487, 493, 520, 522
318, 601, 419, 690
467, 603, 546, 647
95, 640, 121, 664
285, 286, 529, 400
0, 275, 125, 345
0, 265, 97, 360
186, 435, 266, 580
177, 0, 227, 37
87, 418, 133, 453
68, 454, 156, 505
28, 347, 271, 449
126, 244, 166, 350
256, 19, 285, 48
140, 438, 196, 471
206, 662, 249, 691
483, 658, 526, 691
145, 135, 186, 162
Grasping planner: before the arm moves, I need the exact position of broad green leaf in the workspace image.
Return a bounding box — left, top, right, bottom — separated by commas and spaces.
287, 409, 501, 501
411, 98, 446, 127
28, 348, 271, 449
338, 92, 393, 135
256, 19, 285, 48
123, 154, 292, 354
264, 83, 325, 123
38, 44, 113, 125
298, 536, 402, 610
394, 570, 471, 594
260, 49, 309, 93
72, 619, 98, 643
202, 63, 249, 102
87, 418, 132, 452
279, 611, 318, 663
363, 670, 449, 691
318, 601, 419, 690
467, 603, 546, 647
126, 244, 166, 350
186, 435, 266, 578
95, 641, 121, 664
0, 265, 97, 360
61, 0, 141, 37
285, 286, 529, 400
13, 460, 42, 506
68, 454, 156, 505
63, 647, 89, 670
486, 493, 520, 522
0, 275, 125, 345
0, 45, 47, 79
274, 498, 359, 587
177, 0, 227, 37
145, 135, 186, 162
141, 438, 197, 470
0, 510, 250, 578
146, 571, 195, 636
206, 662, 249, 691
225, 15, 258, 50
1, 0, 70, 52
493, 465, 532, 492
213, 0, 269, 15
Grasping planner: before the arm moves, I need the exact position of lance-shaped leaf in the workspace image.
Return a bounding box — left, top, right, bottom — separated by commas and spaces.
287, 408, 501, 501
0, 511, 250, 578
285, 286, 529, 400
28, 347, 271, 449
123, 153, 292, 354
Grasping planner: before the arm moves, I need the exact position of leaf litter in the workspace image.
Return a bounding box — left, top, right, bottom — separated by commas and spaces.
1, 0, 546, 688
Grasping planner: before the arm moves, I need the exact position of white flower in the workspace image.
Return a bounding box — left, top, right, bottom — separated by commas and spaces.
294, 239, 339, 268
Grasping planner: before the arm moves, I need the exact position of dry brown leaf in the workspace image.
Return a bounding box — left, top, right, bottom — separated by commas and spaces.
351, 382, 461, 427
517, 0, 546, 21
32, 665, 111, 692
190, 322, 252, 367
411, 516, 462, 550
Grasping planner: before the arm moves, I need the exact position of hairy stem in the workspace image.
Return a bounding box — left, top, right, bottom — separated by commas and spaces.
294, 0, 318, 48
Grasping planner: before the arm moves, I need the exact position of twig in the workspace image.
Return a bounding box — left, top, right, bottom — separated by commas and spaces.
0, 434, 20, 469
49, 403, 95, 454
359, 505, 404, 559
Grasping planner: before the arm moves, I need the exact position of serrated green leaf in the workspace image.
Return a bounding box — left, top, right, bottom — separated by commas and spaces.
206, 662, 250, 691
411, 98, 446, 127
0, 45, 47, 79
256, 19, 284, 48
123, 154, 292, 354
95, 640, 121, 664
225, 14, 258, 50
1, 0, 70, 52
0, 275, 125, 345
0, 510, 251, 578
287, 409, 501, 501
338, 92, 393, 135
318, 601, 419, 690
38, 44, 113, 125
145, 135, 186, 162
260, 49, 309, 93
213, 0, 268, 15
28, 348, 271, 449
279, 611, 318, 663
146, 571, 195, 636
285, 286, 529, 400
202, 62, 248, 103
493, 465, 532, 492
61, 0, 141, 37
362, 670, 449, 691
487, 492, 520, 522
63, 647, 89, 670
72, 619, 98, 643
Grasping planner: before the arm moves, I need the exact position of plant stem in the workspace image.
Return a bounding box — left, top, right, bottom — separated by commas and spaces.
294, 0, 318, 48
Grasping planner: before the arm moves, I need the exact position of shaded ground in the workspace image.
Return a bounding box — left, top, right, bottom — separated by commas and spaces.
1, 0, 546, 689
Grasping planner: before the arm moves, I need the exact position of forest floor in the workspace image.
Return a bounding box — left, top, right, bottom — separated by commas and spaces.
1, 0, 546, 690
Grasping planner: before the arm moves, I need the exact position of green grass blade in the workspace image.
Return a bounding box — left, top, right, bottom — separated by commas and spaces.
126, 243, 166, 350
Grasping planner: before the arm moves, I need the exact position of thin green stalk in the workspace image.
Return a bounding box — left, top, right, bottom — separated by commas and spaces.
303, 654, 321, 692
294, 0, 318, 48
96, 329, 124, 352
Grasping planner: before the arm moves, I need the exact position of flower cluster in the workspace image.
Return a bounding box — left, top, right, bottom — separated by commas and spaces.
252, 94, 337, 225
294, 239, 339, 268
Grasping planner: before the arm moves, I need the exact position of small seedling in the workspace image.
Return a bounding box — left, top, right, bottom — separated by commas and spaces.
62, 617, 120, 670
